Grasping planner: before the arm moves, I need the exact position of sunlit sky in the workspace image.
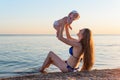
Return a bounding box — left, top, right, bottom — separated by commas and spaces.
0, 0, 120, 34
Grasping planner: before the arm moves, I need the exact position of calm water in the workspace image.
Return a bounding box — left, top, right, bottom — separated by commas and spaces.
0, 34, 120, 78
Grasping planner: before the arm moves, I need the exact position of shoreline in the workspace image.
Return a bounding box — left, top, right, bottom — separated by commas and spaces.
0, 68, 120, 80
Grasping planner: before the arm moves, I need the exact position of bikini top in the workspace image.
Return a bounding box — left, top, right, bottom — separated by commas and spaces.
69, 46, 73, 56
69, 46, 79, 59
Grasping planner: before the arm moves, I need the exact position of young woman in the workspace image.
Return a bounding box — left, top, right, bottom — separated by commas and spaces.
39, 24, 94, 73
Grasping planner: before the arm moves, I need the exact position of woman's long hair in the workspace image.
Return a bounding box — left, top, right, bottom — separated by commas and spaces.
81, 28, 94, 71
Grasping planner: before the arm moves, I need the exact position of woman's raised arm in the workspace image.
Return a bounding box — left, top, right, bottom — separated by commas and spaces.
65, 25, 78, 41
57, 24, 80, 47
65, 24, 72, 39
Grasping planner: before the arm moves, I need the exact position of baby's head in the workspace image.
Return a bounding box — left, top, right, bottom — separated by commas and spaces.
68, 10, 80, 20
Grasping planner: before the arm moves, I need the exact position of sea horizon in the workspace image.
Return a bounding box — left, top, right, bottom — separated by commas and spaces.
0, 33, 120, 36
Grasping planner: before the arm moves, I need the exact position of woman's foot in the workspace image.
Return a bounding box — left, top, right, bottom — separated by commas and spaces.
40, 70, 47, 73
39, 67, 47, 73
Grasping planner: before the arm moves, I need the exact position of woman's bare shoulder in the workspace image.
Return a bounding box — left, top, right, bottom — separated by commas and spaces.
68, 39, 82, 47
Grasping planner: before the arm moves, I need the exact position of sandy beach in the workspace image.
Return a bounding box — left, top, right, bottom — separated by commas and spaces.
0, 68, 120, 80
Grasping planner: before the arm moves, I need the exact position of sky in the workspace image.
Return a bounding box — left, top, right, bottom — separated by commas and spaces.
0, 0, 120, 34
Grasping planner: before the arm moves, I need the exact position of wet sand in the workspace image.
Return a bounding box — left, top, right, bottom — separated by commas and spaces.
0, 68, 120, 80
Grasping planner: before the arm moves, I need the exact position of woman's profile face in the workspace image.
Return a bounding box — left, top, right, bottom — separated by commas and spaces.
77, 29, 85, 40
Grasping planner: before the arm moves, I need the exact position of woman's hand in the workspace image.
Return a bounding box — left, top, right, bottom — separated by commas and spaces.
57, 24, 64, 38
65, 24, 72, 30
67, 25, 72, 30
65, 24, 72, 39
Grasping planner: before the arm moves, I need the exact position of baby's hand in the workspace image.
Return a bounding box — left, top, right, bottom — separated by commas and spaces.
69, 26, 72, 30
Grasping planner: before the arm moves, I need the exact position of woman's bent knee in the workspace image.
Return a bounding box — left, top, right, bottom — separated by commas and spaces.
49, 51, 53, 54
48, 51, 54, 56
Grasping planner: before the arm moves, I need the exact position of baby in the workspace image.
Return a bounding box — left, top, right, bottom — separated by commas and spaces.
53, 10, 80, 36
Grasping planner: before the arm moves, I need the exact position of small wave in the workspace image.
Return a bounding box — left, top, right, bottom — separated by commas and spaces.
0, 60, 27, 64
13, 67, 40, 74
96, 44, 120, 46
0, 67, 40, 78
0, 67, 40, 75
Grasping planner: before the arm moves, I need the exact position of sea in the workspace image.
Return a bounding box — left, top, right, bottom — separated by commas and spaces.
0, 34, 120, 78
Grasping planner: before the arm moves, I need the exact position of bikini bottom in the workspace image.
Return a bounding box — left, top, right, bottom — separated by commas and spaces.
65, 61, 79, 72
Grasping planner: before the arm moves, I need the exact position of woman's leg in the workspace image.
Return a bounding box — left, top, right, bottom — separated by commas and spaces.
40, 51, 67, 72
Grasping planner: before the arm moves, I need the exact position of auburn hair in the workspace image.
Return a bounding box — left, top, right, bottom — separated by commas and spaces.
80, 28, 94, 71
